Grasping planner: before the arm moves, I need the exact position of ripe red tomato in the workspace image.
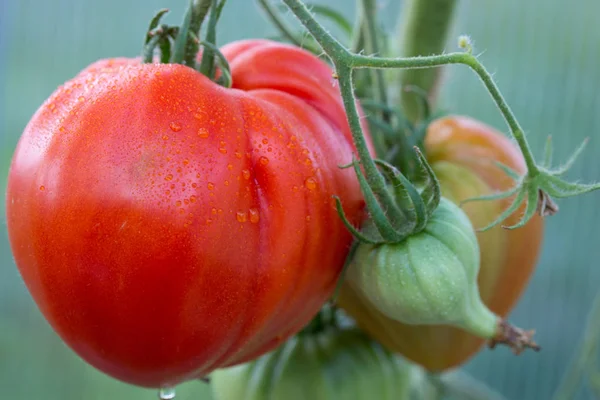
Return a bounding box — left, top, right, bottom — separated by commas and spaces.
338, 115, 543, 371
5, 39, 370, 388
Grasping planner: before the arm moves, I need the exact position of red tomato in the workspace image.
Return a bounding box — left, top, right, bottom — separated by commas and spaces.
338, 115, 543, 371
5, 40, 370, 388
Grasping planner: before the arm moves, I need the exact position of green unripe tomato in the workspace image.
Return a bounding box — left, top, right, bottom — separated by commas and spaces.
345, 197, 497, 338
210, 326, 415, 400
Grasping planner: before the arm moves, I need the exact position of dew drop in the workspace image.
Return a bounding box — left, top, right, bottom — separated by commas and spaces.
242, 169, 251, 180
262, 138, 269, 144
78, 96, 85, 102
236, 211, 248, 223
259, 156, 269, 166
197, 128, 209, 138
304, 177, 317, 190
207, 182, 215, 190
218, 148, 227, 154
170, 122, 182, 132
39, 185, 45, 191
234, 151, 243, 159
175, 200, 182, 207
183, 159, 190, 166
189, 195, 197, 203
159, 386, 176, 400
165, 174, 173, 181
249, 208, 260, 223
227, 163, 233, 170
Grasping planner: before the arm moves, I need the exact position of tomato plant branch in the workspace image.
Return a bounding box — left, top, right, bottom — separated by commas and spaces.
179, 0, 212, 67
396, 0, 458, 123
257, 0, 305, 48
360, 0, 390, 124
280, 0, 600, 229
552, 289, 600, 400
198, 0, 227, 79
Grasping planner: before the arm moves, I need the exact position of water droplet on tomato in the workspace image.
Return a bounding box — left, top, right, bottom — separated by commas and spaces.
242, 169, 250, 180
235, 151, 243, 159
165, 174, 173, 181
249, 208, 260, 223
170, 122, 182, 132
236, 211, 248, 223
218, 147, 227, 154
197, 128, 209, 138
159, 386, 176, 400
304, 177, 317, 190
39, 185, 45, 191
259, 156, 269, 166
207, 182, 215, 190
189, 195, 197, 203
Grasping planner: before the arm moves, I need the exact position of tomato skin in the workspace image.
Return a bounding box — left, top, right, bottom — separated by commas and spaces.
211, 326, 414, 400
5, 40, 370, 387
338, 115, 543, 371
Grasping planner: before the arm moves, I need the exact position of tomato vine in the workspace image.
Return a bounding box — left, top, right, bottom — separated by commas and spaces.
277, 0, 600, 230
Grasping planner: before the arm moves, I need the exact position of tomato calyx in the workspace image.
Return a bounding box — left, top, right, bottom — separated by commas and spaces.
141, 1, 232, 88
335, 147, 440, 246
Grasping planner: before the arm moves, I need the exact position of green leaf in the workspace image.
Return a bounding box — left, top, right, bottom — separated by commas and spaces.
477, 187, 526, 232
552, 138, 589, 175
145, 9, 169, 44
502, 186, 538, 230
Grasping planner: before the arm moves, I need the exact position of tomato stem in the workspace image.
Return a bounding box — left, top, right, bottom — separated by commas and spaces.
395, 0, 458, 124
256, 0, 308, 50
360, 0, 390, 124
280, 0, 600, 230
182, 0, 212, 67
198, 0, 227, 78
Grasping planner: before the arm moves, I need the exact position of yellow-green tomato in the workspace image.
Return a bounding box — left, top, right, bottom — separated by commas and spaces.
345, 197, 497, 339
211, 327, 414, 400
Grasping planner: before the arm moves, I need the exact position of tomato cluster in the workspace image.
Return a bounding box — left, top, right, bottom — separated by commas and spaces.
6, 2, 547, 395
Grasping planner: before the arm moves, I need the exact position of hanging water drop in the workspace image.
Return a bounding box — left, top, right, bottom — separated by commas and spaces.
159, 386, 176, 400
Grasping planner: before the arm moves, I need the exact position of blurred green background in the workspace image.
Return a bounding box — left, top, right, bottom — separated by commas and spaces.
1, 0, 599, 399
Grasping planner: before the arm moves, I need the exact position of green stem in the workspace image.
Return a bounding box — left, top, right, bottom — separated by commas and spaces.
350, 6, 365, 54
184, 0, 213, 67
257, 0, 306, 48
361, 0, 390, 122
350, 52, 538, 174
336, 65, 405, 225
281, 0, 539, 177
552, 289, 600, 400
198, 0, 221, 78
396, 0, 458, 123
